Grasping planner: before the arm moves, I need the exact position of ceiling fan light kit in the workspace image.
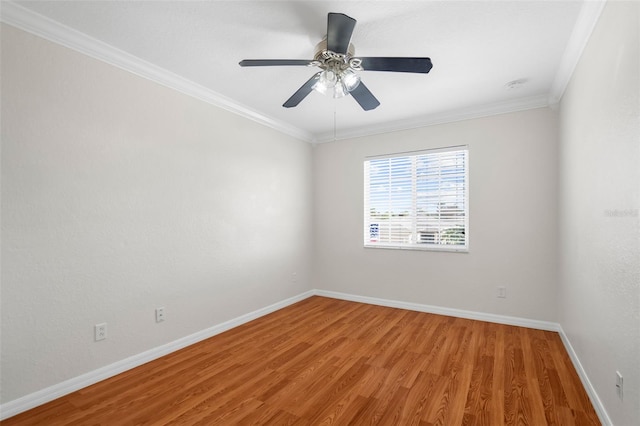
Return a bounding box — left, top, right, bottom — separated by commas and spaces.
239, 12, 433, 111
310, 39, 362, 98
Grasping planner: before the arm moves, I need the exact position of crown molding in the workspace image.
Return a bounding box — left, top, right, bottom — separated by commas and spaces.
1, 0, 606, 144
319, 0, 607, 142
0, 1, 314, 143
315, 94, 549, 143
548, 0, 607, 105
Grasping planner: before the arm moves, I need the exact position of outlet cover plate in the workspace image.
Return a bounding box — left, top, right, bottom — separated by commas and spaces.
616, 371, 623, 399
156, 307, 165, 323
95, 323, 107, 341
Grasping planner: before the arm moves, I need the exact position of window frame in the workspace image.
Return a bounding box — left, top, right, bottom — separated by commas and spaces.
363, 146, 469, 253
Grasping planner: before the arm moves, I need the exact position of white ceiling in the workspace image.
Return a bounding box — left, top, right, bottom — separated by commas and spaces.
2, 1, 605, 142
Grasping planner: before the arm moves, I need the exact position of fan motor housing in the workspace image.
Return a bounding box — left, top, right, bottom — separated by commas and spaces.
313, 39, 362, 71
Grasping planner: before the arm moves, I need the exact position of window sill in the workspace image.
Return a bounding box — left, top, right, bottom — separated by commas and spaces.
364, 244, 469, 253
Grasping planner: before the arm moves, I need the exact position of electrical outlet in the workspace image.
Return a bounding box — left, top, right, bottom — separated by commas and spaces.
616, 371, 623, 400
292, 272, 298, 283
497, 287, 507, 298
156, 307, 165, 323
95, 323, 107, 341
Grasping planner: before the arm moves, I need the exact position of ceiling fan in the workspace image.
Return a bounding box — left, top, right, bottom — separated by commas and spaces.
239, 12, 433, 111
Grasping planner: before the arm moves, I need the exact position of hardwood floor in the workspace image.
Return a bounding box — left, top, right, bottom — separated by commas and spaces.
2, 296, 600, 425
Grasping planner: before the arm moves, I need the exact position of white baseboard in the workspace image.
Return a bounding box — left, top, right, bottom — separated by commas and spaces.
314, 289, 561, 331
314, 290, 610, 426
1, 289, 609, 426
558, 327, 612, 426
0, 290, 314, 420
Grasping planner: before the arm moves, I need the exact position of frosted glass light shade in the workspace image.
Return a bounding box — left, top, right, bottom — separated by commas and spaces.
313, 69, 337, 94
333, 82, 347, 98
313, 68, 361, 98
341, 68, 361, 92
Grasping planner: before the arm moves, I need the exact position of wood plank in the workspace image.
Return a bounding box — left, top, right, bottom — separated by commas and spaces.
1, 297, 600, 426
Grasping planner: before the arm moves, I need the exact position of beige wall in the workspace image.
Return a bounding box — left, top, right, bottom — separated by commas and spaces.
0, 24, 313, 403
313, 108, 559, 322
3, 2, 639, 422
558, 1, 640, 424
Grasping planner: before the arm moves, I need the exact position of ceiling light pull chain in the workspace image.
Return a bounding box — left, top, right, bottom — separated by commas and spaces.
334, 101, 337, 141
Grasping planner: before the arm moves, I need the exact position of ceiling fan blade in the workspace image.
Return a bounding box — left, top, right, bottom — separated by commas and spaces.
327, 13, 356, 54
283, 73, 321, 108
239, 59, 314, 67
350, 82, 380, 111
359, 57, 433, 73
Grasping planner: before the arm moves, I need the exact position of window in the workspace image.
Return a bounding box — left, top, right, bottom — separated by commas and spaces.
364, 146, 468, 251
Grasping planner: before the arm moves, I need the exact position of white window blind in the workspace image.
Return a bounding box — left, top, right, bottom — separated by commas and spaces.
364, 147, 468, 251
